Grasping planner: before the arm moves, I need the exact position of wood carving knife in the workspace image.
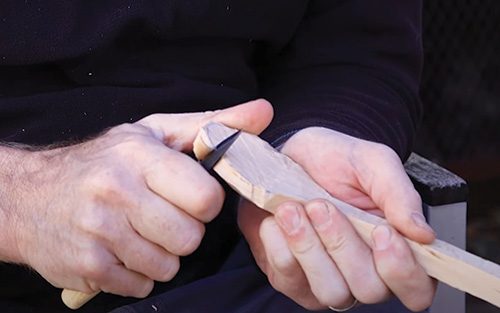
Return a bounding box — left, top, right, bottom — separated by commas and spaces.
61, 129, 241, 310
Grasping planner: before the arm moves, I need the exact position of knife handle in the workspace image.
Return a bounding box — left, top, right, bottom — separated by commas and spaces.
61, 289, 100, 310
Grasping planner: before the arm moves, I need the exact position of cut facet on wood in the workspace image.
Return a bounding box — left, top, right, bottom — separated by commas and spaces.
193, 122, 500, 309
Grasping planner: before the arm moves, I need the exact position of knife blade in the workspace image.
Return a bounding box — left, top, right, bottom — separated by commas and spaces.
199, 129, 241, 171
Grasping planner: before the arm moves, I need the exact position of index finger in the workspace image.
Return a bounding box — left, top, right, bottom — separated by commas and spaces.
143, 148, 225, 223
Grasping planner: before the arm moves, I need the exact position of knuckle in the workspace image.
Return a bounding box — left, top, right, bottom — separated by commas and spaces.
174, 224, 205, 256
371, 141, 398, 159
83, 168, 136, 210
113, 140, 149, 163
78, 209, 110, 237
293, 237, 319, 256
382, 252, 418, 280
77, 252, 110, 282
191, 181, 225, 221
115, 280, 155, 298
156, 256, 180, 282
355, 282, 391, 304
324, 232, 349, 256
268, 252, 297, 277
406, 289, 435, 312
85, 168, 124, 197
106, 125, 153, 158
109, 123, 147, 137
402, 266, 425, 282
356, 141, 398, 166
266, 271, 298, 299
106, 123, 133, 135
266, 271, 283, 292
408, 188, 422, 205
135, 280, 155, 298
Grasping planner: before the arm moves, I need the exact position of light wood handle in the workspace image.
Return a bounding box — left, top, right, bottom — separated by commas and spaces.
193, 122, 500, 309
61, 289, 100, 310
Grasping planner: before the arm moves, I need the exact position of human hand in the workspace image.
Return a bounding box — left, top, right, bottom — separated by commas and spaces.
3, 99, 273, 298
238, 127, 437, 311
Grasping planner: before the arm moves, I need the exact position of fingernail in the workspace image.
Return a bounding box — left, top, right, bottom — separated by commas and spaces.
372, 225, 392, 251
411, 212, 436, 235
276, 204, 301, 234
306, 202, 331, 229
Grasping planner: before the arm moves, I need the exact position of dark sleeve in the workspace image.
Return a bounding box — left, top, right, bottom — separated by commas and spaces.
0, 2, 158, 65
258, 0, 423, 161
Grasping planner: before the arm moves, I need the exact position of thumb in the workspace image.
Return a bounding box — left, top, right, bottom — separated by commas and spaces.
135, 99, 274, 151
357, 146, 436, 244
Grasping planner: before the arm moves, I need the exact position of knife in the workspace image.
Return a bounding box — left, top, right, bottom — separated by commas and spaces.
61, 129, 242, 310
198, 129, 241, 171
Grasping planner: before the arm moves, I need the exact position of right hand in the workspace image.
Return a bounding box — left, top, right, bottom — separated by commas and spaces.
2, 99, 273, 298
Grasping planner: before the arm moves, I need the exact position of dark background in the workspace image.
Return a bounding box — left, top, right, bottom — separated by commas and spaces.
416, 0, 500, 311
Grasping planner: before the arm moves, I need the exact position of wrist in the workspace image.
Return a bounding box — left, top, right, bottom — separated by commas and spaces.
0, 145, 50, 264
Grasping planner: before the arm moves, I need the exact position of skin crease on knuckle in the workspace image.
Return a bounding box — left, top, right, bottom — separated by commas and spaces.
306, 203, 391, 305
131, 196, 207, 257
259, 217, 297, 278
259, 217, 326, 311
110, 221, 180, 281
155, 257, 181, 282
267, 245, 298, 279
75, 248, 115, 290
170, 222, 205, 256
375, 233, 436, 311
263, 251, 325, 311
117, 245, 179, 285
78, 176, 189, 282
73, 240, 156, 298
143, 148, 225, 223
189, 178, 225, 222
273, 205, 356, 309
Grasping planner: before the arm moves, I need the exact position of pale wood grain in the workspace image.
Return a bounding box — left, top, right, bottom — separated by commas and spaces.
193, 121, 500, 309
61, 289, 99, 310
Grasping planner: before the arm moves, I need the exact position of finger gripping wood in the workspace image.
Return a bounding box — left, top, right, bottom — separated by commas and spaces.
193, 122, 500, 309
61, 289, 100, 309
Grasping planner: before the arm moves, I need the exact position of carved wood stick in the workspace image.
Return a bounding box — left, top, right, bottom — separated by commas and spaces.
193, 122, 500, 309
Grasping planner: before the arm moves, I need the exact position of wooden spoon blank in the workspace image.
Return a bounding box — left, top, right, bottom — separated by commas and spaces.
193, 122, 500, 309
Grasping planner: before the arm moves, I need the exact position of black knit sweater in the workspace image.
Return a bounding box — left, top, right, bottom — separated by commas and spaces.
0, 1, 423, 311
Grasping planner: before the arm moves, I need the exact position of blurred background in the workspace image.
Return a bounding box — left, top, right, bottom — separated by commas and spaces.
416, 0, 500, 311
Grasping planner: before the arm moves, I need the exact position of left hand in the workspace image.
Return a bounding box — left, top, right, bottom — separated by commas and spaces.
238, 127, 437, 311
